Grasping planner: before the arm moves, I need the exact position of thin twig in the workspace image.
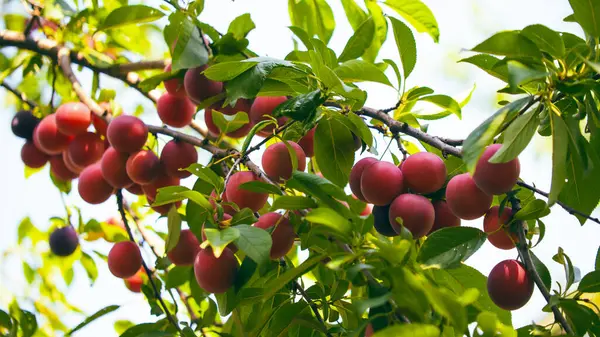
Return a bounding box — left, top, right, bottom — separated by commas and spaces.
510, 197, 574, 335
110, 60, 167, 73
0, 81, 37, 107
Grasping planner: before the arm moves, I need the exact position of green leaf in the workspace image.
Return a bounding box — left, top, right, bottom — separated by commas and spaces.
489, 109, 540, 163
530, 251, 552, 291
50, 171, 72, 194
230, 208, 257, 226
271, 196, 317, 210
288, 0, 335, 44
204, 227, 240, 258
595, 247, 600, 270
578, 270, 600, 293
389, 17, 417, 78
419, 95, 461, 119
165, 266, 191, 289
383, 0, 440, 42
66, 305, 120, 336
459, 54, 508, 82
238, 180, 282, 195
80, 252, 98, 283
418, 227, 487, 268
363, 2, 388, 63
340, 0, 368, 31
506, 61, 549, 93
548, 112, 569, 205
314, 115, 355, 187
234, 225, 272, 265
521, 24, 565, 58
204, 61, 257, 81
211, 110, 250, 134
372, 324, 440, 337
462, 97, 530, 172
164, 12, 209, 72
262, 254, 325, 300
153, 185, 212, 210
339, 17, 375, 62
347, 112, 374, 147
514, 199, 550, 220
286, 172, 353, 220
471, 31, 542, 58
227, 13, 255, 39
568, 0, 600, 37
559, 299, 597, 335
334, 59, 393, 86
305, 208, 352, 235
98, 5, 164, 31
165, 206, 182, 253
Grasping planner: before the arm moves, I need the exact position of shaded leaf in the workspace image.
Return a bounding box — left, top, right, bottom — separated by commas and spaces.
99, 5, 164, 31
234, 225, 272, 265
418, 227, 487, 268
471, 31, 542, 58
67, 305, 120, 336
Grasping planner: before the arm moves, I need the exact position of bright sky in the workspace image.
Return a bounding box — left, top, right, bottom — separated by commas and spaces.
1, 0, 599, 335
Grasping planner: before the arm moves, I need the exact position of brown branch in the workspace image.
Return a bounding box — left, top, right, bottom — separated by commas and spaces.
0, 81, 37, 107
111, 60, 168, 73
510, 197, 574, 335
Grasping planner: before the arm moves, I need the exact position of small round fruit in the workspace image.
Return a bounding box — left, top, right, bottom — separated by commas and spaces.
126, 150, 161, 185
225, 171, 269, 212
78, 163, 115, 204
484, 206, 516, 250
148, 197, 182, 215
194, 247, 238, 294
473, 144, 521, 195
167, 229, 200, 266
400, 152, 447, 194
11, 110, 40, 140
164, 64, 187, 97
55, 102, 91, 136
63, 151, 84, 174
429, 200, 461, 234
249, 96, 287, 136
67, 132, 105, 168
213, 99, 252, 116
106, 115, 148, 153
445, 173, 493, 220
34, 114, 73, 155
108, 241, 143, 279
50, 155, 78, 181
388, 194, 435, 239
372, 204, 397, 237
261, 141, 306, 181
254, 213, 295, 259
184, 65, 224, 105
349, 157, 379, 202
297, 127, 316, 157
126, 183, 144, 195
124, 269, 144, 293
205, 109, 252, 138
142, 170, 180, 201
487, 259, 533, 310
101, 147, 132, 188
49, 226, 79, 257
157, 92, 196, 128
361, 161, 404, 206
92, 114, 108, 136
160, 140, 198, 178
21, 141, 49, 168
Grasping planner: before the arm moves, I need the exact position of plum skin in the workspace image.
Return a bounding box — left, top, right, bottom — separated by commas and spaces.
49, 226, 79, 257
194, 247, 238, 294
106, 115, 148, 153
487, 259, 533, 310
473, 144, 521, 195
108, 241, 143, 279
349, 158, 378, 202
21, 141, 49, 168
204, 109, 253, 138
167, 229, 200, 266
67, 132, 105, 168
261, 141, 306, 181
34, 114, 73, 155
101, 147, 133, 188
388, 194, 435, 239
484, 206, 517, 250
400, 152, 447, 194
11, 110, 40, 140
297, 127, 316, 157
184, 65, 224, 105
126, 150, 161, 185
225, 171, 269, 212
160, 140, 198, 178
360, 161, 404, 206
445, 173, 493, 220
254, 213, 295, 259
249, 96, 287, 137
429, 200, 461, 234
372, 204, 397, 237
157, 92, 196, 128
78, 163, 115, 204
55, 102, 92, 136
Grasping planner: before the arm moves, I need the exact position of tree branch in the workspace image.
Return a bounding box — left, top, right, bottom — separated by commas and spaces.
510, 197, 574, 335
111, 60, 168, 73
0, 81, 38, 107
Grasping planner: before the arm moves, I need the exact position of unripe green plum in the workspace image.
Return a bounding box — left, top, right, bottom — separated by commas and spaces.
34, 114, 73, 155
55, 102, 91, 136
254, 212, 295, 259
12, 110, 40, 140
167, 229, 200, 266
101, 147, 133, 188
163, 64, 187, 98
249, 96, 287, 137
484, 206, 516, 250
473, 144, 520, 195
157, 92, 196, 128
49, 226, 79, 257
107, 115, 148, 153
389, 194, 435, 239
400, 152, 447, 194
50, 155, 78, 181
360, 161, 404, 206
225, 171, 269, 212
204, 109, 253, 138
487, 259, 533, 310
108, 241, 143, 279
194, 247, 239, 294
21, 141, 49, 168
429, 200, 461, 234
372, 204, 397, 237
349, 157, 378, 202
67, 132, 105, 168
78, 163, 115, 204
297, 127, 316, 157
445, 173, 492, 220
261, 141, 306, 181
184, 65, 224, 105
126, 150, 161, 185
160, 140, 198, 178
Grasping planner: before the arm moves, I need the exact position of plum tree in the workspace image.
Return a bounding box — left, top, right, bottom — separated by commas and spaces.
160, 140, 198, 178
50, 155, 78, 181
194, 247, 238, 294
184, 65, 223, 105
126, 150, 161, 185
156, 92, 196, 128
11, 110, 39, 140
34, 114, 73, 155
167, 229, 200, 266
445, 173, 493, 220
473, 144, 521, 195
163, 64, 186, 97
261, 141, 306, 181
254, 212, 295, 259
484, 206, 516, 250
360, 161, 404, 206
429, 200, 461, 234
487, 259, 533, 310
204, 109, 253, 138
49, 226, 79, 257
124, 269, 144, 293
21, 141, 49, 168
349, 157, 378, 202
108, 241, 143, 279
55, 102, 91, 136
389, 194, 435, 239
100, 147, 133, 188
297, 127, 315, 157
106, 115, 148, 153
67, 132, 105, 168
248, 96, 287, 136
225, 171, 269, 212
372, 204, 397, 237
78, 163, 115, 204
400, 152, 447, 194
